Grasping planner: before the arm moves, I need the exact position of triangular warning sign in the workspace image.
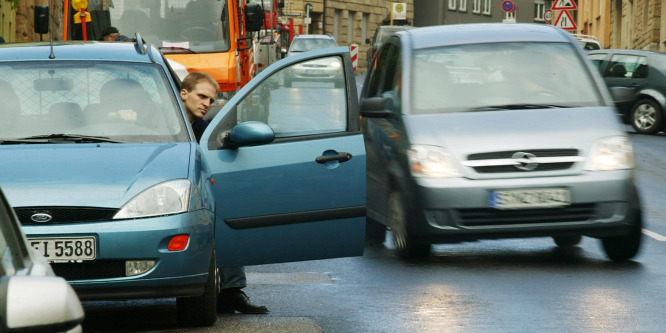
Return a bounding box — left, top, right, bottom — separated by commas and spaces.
552, 0, 577, 10
554, 10, 577, 30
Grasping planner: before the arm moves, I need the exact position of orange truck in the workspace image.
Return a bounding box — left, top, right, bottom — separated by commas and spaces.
62, 0, 264, 97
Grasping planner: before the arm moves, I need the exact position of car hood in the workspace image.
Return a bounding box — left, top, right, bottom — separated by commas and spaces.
404, 107, 624, 159
0, 143, 193, 208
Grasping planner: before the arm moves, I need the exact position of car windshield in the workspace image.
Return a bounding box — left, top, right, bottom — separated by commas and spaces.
289, 38, 337, 53
410, 42, 605, 114
87, 0, 231, 53
0, 61, 189, 143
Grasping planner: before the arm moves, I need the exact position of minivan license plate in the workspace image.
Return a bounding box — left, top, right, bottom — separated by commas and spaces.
489, 188, 570, 209
28, 237, 96, 262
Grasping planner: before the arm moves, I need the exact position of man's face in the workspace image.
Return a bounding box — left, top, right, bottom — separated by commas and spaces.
180, 81, 217, 121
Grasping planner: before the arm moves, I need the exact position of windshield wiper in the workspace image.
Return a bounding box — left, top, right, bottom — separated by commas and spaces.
467, 104, 571, 111
9, 134, 123, 143
160, 46, 197, 54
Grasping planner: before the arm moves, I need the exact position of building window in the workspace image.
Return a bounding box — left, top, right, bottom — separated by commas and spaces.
347, 11, 355, 44
334, 9, 341, 41
448, 0, 457, 10
362, 13, 368, 44
534, 1, 545, 21
459, 0, 467, 12
472, 0, 481, 13
482, 0, 491, 15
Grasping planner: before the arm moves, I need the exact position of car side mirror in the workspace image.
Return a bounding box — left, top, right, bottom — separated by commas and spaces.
225, 121, 275, 147
0, 276, 84, 333
360, 97, 394, 118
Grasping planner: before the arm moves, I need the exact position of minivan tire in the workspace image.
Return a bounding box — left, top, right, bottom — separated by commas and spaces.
630, 98, 663, 134
387, 191, 430, 259
177, 251, 218, 327
601, 208, 643, 262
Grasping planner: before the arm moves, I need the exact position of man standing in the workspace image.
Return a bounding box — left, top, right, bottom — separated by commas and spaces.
180, 72, 269, 314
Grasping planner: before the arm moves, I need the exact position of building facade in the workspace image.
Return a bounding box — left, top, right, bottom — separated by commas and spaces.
415, 0, 554, 26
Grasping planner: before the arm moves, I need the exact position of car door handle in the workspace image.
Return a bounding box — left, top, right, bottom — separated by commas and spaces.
316, 152, 352, 164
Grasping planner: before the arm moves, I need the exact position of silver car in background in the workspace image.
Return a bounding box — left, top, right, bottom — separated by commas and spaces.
0, 186, 84, 332
361, 23, 643, 261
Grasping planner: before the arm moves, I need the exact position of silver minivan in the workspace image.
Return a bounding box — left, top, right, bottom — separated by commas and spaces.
360, 23, 642, 261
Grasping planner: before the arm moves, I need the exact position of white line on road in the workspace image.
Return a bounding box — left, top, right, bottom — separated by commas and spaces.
643, 229, 666, 241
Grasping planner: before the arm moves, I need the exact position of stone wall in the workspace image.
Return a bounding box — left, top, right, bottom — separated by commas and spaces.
15, 0, 62, 42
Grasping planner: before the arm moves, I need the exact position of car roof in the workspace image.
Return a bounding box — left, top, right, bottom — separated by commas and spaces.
0, 41, 160, 63
292, 34, 335, 40
398, 23, 573, 50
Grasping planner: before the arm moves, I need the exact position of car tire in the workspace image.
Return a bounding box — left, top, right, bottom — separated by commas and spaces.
387, 191, 430, 259
177, 251, 218, 327
365, 217, 386, 246
601, 206, 643, 262
552, 235, 582, 247
630, 98, 664, 134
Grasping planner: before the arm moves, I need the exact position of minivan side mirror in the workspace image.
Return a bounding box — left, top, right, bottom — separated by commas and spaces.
360, 97, 394, 118
0, 276, 84, 333
225, 121, 275, 147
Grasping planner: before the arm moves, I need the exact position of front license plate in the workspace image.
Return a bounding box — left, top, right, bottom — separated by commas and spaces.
28, 237, 96, 262
489, 188, 570, 209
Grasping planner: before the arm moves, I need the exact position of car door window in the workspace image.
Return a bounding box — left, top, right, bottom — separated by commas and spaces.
233, 55, 347, 138
587, 53, 607, 72
365, 43, 397, 98
604, 54, 645, 79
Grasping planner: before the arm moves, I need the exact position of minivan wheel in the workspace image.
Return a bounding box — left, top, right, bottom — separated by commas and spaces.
553, 235, 582, 247
630, 98, 663, 134
387, 191, 430, 259
177, 251, 219, 327
601, 208, 643, 262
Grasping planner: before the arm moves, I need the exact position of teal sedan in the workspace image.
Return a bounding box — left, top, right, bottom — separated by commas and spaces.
0, 38, 365, 326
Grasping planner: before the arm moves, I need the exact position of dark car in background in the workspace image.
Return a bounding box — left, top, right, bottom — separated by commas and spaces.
361, 23, 642, 261
366, 25, 413, 66
588, 49, 666, 134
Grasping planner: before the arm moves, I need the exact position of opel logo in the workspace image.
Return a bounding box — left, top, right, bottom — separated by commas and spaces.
512, 152, 538, 171
30, 213, 53, 223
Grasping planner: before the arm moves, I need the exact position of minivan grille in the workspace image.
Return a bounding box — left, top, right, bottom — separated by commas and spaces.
15, 207, 118, 225
465, 149, 581, 173
455, 204, 597, 227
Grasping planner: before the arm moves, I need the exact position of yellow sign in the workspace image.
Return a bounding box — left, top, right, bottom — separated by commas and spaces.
71, 0, 88, 11
73, 11, 92, 24
392, 2, 407, 20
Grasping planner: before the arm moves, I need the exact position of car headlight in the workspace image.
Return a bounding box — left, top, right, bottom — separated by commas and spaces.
407, 145, 462, 178
584, 136, 634, 171
114, 179, 191, 219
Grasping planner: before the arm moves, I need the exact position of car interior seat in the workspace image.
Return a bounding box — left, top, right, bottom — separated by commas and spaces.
48, 102, 84, 132
608, 63, 627, 78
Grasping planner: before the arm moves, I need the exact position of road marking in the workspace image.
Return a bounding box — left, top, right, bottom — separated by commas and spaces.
643, 229, 666, 241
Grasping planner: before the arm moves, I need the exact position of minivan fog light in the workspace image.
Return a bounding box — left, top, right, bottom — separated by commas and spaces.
126, 260, 156, 276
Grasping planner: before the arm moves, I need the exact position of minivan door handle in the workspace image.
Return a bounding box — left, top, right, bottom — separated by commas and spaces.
316, 152, 352, 164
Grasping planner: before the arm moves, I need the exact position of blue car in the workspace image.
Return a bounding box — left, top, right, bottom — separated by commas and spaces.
0, 38, 365, 326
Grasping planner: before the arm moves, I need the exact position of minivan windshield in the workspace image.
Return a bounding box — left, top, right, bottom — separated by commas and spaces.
0, 62, 188, 143
411, 42, 604, 114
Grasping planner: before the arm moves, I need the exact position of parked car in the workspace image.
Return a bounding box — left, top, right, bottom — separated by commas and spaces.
587, 49, 666, 134
0, 35, 365, 326
360, 23, 643, 261
573, 34, 603, 50
286, 34, 338, 57
0, 186, 84, 333
366, 25, 413, 66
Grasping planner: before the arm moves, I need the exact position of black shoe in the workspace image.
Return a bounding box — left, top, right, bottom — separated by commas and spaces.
218, 289, 269, 314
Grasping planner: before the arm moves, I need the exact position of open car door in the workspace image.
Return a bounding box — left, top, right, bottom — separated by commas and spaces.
200, 47, 366, 267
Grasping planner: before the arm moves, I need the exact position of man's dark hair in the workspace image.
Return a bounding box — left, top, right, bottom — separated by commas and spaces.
99, 26, 119, 40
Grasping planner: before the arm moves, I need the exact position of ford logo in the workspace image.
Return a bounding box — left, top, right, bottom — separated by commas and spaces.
30, 213, 53, 223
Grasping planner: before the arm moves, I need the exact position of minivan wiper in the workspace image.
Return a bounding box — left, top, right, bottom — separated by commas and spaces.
467, 104, 571, 111
8, 134, 123, 143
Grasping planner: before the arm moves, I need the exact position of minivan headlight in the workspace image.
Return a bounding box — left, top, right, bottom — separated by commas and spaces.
408, 145, 462, 178
584, 136, 634, 171
114, 179, 191, 219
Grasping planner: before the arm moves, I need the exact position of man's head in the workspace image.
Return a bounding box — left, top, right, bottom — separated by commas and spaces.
99, 26, 119, 41
180, 72, 219, 122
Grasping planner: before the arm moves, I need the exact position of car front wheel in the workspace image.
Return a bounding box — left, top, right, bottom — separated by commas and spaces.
601, 208, 643, 262
387, 191, 430, 259
630, 98, 663, 134
177, 251, 219, 327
